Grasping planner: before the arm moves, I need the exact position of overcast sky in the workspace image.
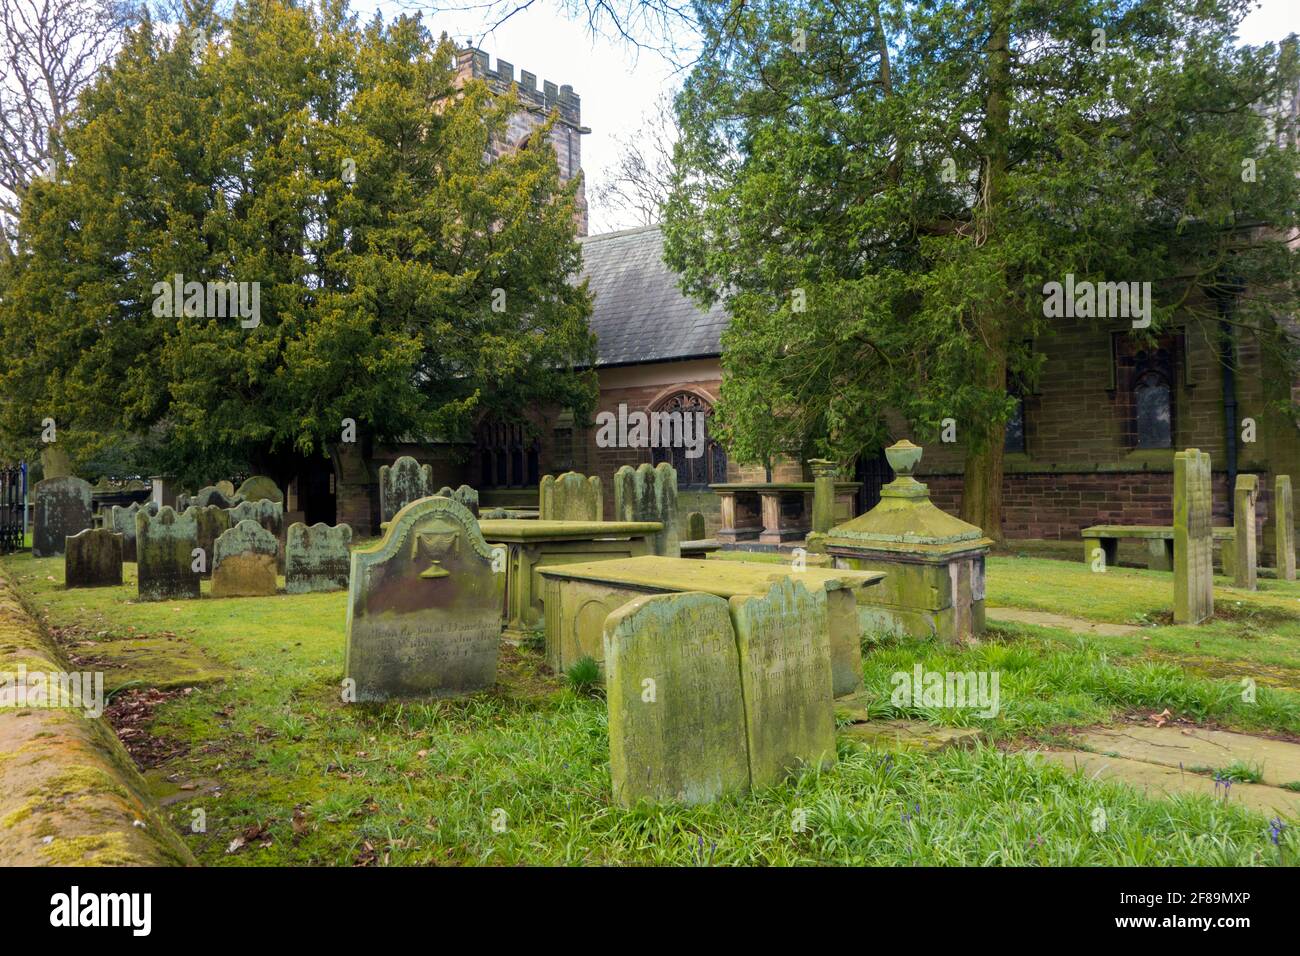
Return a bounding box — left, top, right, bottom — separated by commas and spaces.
361, 1, 1299, 235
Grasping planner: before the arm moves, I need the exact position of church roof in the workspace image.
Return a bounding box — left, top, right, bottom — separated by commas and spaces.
578, 225, 729, 367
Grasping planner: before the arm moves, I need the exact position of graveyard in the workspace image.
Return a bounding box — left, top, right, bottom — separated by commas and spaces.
1, 450, 1298, 867
0, 0, 1296, 894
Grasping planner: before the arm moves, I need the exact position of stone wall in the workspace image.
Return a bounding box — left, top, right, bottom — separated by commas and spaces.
0, 568, 193, 865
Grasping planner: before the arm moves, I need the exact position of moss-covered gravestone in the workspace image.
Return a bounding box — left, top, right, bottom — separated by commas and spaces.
136, 507, 200, 601
235, 475, 283, 504
286, 522, 352, 593
109, 501, 157, 562
33, 476, 93, 558
728, 578, 836, 787
685, 511, 707, 541
185, 505, 231, 578
603, 592, 750, 807
379, 456, 433, 524
1174, 449, 1213, 624
613, 463, 679, 557
345, 497, 502, 701
437, 484, 479, 517
809, 459, 840, 535
1276, 475, 1295, 581
540, 471, 602, 521
65, 528, 123, 588
180, 485, 243, 511
212, 519, 279, 598
1233, 474, 1259, 591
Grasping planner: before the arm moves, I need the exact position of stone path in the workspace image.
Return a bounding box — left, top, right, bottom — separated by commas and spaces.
1029, 725, 1300, 816
986, 606, 1141, 637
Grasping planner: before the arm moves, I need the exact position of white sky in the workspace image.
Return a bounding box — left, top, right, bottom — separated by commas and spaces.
360, 1, 1296, 234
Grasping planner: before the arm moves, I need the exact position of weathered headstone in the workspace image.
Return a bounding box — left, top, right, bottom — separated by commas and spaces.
1276, 475, 1295, 581
379, 456, 433, 524
539, 471, 602, 522
602, 592, 750, 807
1173, 448, 1213, 624
180, 485, 243, 511
64, 528, 123, 588
214, 480, 236, 497
809, 459, 840, 535
227, 498, 283, 538
1234, 474, 1259, 590
235, 475, 283, 504
40, 446, 74, 479
345, 497, 501, 701
136, 507, 200, 601
286, 522, 352, 593
436, 484, 479, 517
613, 463, 679, 557
211, 519, 279, 598
685, 511, 707, 541
186, 505, 232, 578
728, 578, 836, 787
32, 476, 93, 558
108, 501, 158, 561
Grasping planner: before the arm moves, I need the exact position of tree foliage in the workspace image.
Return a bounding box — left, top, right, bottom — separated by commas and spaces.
0, 0, 597, 484
663, 0, 1300, 534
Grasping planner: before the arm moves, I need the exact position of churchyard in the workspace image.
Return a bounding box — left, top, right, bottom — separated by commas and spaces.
2, 456, 1298, 866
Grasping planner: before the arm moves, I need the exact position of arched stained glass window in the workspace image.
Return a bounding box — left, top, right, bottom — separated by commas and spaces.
648, 392, 728, 489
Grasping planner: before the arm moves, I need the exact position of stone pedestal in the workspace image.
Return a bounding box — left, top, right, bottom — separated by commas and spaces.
807, 440, 992, 644
1233, 474, 1259, 591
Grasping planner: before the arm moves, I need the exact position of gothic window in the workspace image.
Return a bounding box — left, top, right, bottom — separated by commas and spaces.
477, 419, 540, 488
649, 392, 728, 489
1114, 334, 1177, 449
1004, 393, 1026, 454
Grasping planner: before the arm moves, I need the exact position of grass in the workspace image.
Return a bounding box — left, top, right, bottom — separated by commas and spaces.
2, 548, 1299, 866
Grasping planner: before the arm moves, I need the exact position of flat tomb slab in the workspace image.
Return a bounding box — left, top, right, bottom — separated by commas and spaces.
478, 519, 662, 541
535, 554, 884, 597
1070, 725, 1300, 788
1030, 750, 1300, 816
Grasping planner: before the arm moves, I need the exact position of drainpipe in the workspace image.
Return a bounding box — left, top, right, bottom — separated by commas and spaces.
1213, 275, 1245, 519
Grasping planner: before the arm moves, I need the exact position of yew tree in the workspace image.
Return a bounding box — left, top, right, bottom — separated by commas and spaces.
663, 0, 1300, 537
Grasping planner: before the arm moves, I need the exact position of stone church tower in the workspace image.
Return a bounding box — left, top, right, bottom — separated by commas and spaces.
454, 47, 590, 236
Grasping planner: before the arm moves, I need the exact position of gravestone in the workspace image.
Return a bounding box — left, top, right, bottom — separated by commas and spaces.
228, 498, 283, 539
345, 497, 501, 701
1173, 449, 1214, 624
235, 475, 283, 504
186, 505, 232, 578
109, 502, 157, 561
613, 463, 679, 557
211, 519, 279, 598
180, 485, 242, 511
32, 476, 93, 558
1276, 475, 1295, 581
379, 456, 433, 524
602, 592, 750, 807
286, 522, 352, 593
65, 528, 123, 588
40, 446, 74, 479
728, 578, 837, 787
1233, 474, 1259, 590
215, 480, 236, 497
539, 472, 602, 522
136, 507, 200, 601
685, 511, 707, 541
436, 484, 479, 517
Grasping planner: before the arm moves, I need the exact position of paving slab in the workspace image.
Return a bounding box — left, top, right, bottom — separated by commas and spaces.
1071, 725, 1300, 788
986, 607, 1141, 637
1031, 750, 1300, 816
840, 720, 983, 753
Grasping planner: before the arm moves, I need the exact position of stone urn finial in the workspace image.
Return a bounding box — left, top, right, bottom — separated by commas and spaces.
885, 440, 922, 477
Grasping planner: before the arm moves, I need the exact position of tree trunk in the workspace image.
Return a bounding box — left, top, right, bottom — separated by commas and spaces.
960, 3, 1012, 543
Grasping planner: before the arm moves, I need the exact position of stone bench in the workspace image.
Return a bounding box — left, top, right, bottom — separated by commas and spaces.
1081, 524, 1235, 572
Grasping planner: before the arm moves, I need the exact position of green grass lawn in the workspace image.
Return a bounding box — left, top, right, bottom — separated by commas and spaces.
2, 550, 1297, 865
